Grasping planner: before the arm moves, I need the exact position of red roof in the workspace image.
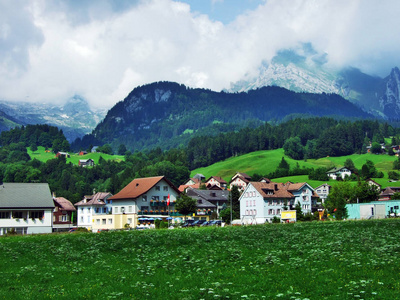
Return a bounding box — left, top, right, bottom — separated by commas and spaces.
53, 197, 76, 211
109, 176, 180, 200
75, 192, 112, 206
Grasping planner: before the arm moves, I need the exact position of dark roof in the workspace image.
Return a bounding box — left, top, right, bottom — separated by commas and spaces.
187, 188, 229, 202
75, 192, 112, 206
54, 197, 76, 211
109, 176, 180, 200
0, 183, 54, 209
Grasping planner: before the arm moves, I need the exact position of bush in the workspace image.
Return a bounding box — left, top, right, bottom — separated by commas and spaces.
271, 216, 281, 223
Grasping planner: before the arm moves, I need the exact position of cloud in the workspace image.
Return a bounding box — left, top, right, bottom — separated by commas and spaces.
0, 0, 399, 108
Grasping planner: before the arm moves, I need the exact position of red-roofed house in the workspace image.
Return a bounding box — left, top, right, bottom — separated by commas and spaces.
239, 181, 319, 224
205, 176, 227, 190
229, 172, 252, 191
108, 176, 181, 229
53, 197, 76, 231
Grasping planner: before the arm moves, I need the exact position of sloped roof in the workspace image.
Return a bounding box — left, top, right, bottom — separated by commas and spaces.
109, 176, 180, 200
249, 181, 318, 199
178, 183, 201, 192
327, 167, 349, 174
54, 197, 76, 211
75, 192, 112, 206
380, 187, 395, 196
205, 176, 227, 184
0, 183, 54, 209
186, 188, 229, 202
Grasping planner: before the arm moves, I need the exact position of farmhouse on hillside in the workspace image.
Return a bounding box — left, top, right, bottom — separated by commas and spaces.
326, 167, 351, 180
205, 176, 227, 190
78, 158, 94, 167
239, 181, 319, 224
0, 183, 54, 235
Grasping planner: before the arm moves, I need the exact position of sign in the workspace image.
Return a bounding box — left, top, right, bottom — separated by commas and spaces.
281, 210, 296, 222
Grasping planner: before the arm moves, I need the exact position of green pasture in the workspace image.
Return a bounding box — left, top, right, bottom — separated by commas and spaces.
1, 219, 400, 299
28, 147, 124, 165
191, 149, 399, 188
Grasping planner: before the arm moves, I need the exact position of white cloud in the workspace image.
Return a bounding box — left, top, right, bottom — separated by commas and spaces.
0, 0, 399, 108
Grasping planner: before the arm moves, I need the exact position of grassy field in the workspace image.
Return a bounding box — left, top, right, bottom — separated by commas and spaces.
27, 147, 125, 165
1, 219, 400, 299
191, 149, 400, 189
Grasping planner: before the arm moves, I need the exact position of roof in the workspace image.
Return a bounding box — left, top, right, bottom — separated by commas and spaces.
380, 187, 395, 196
327, 167, 349, 174
75, 192, 112, 206
205, 176, 227, 184
109, 176, 180, 200
54, 197, 76, 211
186, 188, 229, 202
0, 183, 55, 209
315, 183, 331, 190
178, 183, 201, 192
248, 181, 318, 199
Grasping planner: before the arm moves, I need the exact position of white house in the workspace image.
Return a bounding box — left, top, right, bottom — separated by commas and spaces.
239, 181, 319, 224
0, 183, 54, 235
326, 167, 352, 180
315, 183, 331, 203
229, 172, 252, 191
75, 192, 113, 230
107, 176, 181, 229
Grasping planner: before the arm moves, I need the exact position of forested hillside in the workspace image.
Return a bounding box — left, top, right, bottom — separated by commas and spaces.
72, 81, 372, 152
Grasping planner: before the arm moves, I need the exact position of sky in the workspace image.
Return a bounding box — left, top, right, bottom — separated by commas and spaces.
1, 0, 400, 109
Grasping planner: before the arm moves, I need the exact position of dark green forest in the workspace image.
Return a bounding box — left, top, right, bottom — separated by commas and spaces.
72, 81, 372, 152
0, 119, 399, 203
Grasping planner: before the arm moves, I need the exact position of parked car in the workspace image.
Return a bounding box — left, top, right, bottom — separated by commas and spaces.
200, 221, 212, 227
181, 220, 195, 227
209, 220, 222, 226
190, 220, 207, 227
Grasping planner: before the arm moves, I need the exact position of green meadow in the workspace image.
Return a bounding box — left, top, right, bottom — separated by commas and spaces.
191, 148, 400, 188
1, 220, 400, 299
27, 147, 125, 164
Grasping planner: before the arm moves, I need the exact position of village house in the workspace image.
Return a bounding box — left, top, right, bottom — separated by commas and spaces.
239, 181, 319, 224
315, 183, 331, 203
78, 158, 95, 167
229, 172, 252, 191
107, 176, 180, 230
205, 176, 227, 190
53, 197, 76, 232
326, 167, 352, 180
0, 183, 54, 235
378, 186, 400, 201
75, 192, 113, 231
186, 188, 229, 216
56, 152, 70, 158
179, 177, 202, 192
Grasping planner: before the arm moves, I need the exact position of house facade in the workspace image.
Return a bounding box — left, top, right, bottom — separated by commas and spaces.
239, 181, 319, 224
79, 159, 94, 167
108, 176, 181, 230
205, 176, 227, 190
346, 200, 400, 219
186, 188, 229, 216
75, 192, 113, 230
53, 197, 76, 231
315, 183, 331, 203
326, 167, 352, 180
0, 183, 54, 235
229, 172, 252, 191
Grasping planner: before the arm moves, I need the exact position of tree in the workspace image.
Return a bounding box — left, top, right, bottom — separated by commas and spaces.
219, 208, 231, 224
325, 182, 352, 220
360, 160, 377, 179
175, 194, 197, 219
283, 136, 304, 160
230, 185, 241, 220
118, 144, 128, 155
370, 142, 382, 154
344, 158, 357, 174
30, 143, 38, 153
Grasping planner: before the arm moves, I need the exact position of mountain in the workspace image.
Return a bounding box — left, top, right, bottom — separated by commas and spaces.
379, 67, 400, 119
229, 45, 392, 118
0, 96, 106, 141
72, 81, 372, 152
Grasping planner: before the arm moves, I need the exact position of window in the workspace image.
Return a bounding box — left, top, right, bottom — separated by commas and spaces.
128, 206, 132, 213
163, 186, 168, 191
155, 186, 160, 191
153, 196, 159, 201
102, 219, 106, 225
13, 211, 23, 219
395, 206, 399, 210
246, 200, 248, 207
115, 207, 119, 214
0, 212, 10, 219
87, 216, 90, 223
303, 196, 307, 201
142, 195, 147, 202
95, 208, 100, 213
80, 216, 83, 223
59, 215, 68, 222
29, 211, 43, 219
88, 208, 91, 213
277, 209, 281, 215
141, 206, 149, 212
253, 200, 256, 206
81, 208, 83, 212
108, 218, 112, 224
163, 196, 168, 201
96, 219, 100, 225
103, 207, 107, 213
127, 218, 132, 224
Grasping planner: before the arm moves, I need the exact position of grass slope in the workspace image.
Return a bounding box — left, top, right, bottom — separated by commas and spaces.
191, 149, 400, 188
27, 146, 124, 164
1, 220, 400, 298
